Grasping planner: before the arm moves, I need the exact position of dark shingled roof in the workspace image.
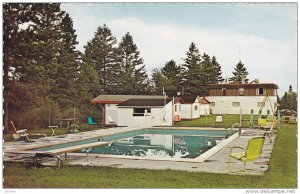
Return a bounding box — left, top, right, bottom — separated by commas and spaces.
180, 95, 199, 103
91, 95, 165, 104
118, 98, 172, 107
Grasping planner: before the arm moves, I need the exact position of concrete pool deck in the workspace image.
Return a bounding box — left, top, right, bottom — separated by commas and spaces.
3, 126, 275, 175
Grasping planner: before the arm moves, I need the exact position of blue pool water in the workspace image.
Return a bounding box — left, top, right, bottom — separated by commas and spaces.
33, 129, 236, 159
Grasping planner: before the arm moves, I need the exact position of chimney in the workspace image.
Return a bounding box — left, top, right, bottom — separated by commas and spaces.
241, 76, 246, 84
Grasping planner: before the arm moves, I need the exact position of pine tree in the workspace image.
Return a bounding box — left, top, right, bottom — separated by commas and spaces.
3, 3, 71, 131
161, 60, 183, 95
117, 32, 149, 95
211, 56, 224, 83
3, 3, 24, 132
289, 85, 293, 93
151, 69, 170, 95
229, 61, 249, 83
3, 3, 83, 130
76, 63, 100, 118
199, 53, 214, 84
51, 13, 80, 109
182, 42, 202, 94
82, 24, 118, 94
280, 85, 297, 111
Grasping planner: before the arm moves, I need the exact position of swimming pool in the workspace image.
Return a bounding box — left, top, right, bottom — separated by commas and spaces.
32, 128, 238, 162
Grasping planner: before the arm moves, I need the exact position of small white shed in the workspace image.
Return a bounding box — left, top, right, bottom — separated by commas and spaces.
117, 98, 173, 127
91, 95, 166, 126
180, 95, 200, 120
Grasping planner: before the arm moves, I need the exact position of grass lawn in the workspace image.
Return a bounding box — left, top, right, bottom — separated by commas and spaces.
3, 123, 103, 142
175, 114, 259, 128
3, 122, 297, 188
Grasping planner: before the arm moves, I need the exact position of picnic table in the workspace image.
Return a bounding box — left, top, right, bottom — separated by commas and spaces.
59, 118, 80, 128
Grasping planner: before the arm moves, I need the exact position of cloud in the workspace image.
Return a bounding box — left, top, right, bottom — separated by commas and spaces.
68, 11, 296, 96
107, 18, 296, 93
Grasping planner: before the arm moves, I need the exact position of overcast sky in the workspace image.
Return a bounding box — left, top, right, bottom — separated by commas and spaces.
61, 3, 297, 96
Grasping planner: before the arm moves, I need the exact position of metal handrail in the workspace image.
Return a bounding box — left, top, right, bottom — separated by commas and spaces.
230, 122, 242, 136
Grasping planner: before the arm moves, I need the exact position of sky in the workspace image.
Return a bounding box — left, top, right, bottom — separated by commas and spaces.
60, 2, 297, 96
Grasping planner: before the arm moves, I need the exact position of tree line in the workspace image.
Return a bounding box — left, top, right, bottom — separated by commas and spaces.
279, 85, 297, 112
3, 3, 253, 131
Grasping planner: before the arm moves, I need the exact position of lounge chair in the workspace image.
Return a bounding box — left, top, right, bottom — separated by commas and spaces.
33, 152, 61, 168
10, 121, 48, 142
87, 117, 97, 125
263, 122, 276, 143
258, 115, 276, 128
228, 136, 265, 174
108, 116, 117, 125
215, 116, 223, 127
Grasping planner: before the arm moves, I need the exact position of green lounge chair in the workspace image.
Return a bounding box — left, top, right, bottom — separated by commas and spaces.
228, 136, 265, 174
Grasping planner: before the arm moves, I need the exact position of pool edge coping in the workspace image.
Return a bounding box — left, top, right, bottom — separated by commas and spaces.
4, 127, 240, 163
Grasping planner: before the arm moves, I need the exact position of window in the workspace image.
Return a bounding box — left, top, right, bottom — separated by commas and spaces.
258, 102, 265, 107
222, 88, 226, 96
239, 88, 244, 95
133, 108, 151, 116
194, 105, 198, 111
210, 102, 215, 107
232, 102, 240, 107
256, 88, 266, 96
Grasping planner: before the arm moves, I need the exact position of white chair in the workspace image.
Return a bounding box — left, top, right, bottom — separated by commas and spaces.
264, 121, 276, 143
215, 116, 223, 127
10, 121, 30, 142
10, 121, 48, 142
108, 116, 117, 125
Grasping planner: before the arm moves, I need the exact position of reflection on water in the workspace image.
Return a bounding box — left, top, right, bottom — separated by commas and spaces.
83, 134, 226, 159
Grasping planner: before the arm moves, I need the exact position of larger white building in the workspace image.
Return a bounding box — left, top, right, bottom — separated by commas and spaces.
205, 83, 279, 115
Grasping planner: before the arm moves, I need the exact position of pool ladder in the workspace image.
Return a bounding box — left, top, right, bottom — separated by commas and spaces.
230, 123, 242, 136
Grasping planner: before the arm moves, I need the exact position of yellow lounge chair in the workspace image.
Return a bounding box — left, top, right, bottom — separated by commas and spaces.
228, 136, 265, 174
258, 115, 276, 128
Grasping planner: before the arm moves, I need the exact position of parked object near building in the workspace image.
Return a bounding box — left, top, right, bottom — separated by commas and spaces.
280, 109, 297, 117
173, 97, 183, 122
